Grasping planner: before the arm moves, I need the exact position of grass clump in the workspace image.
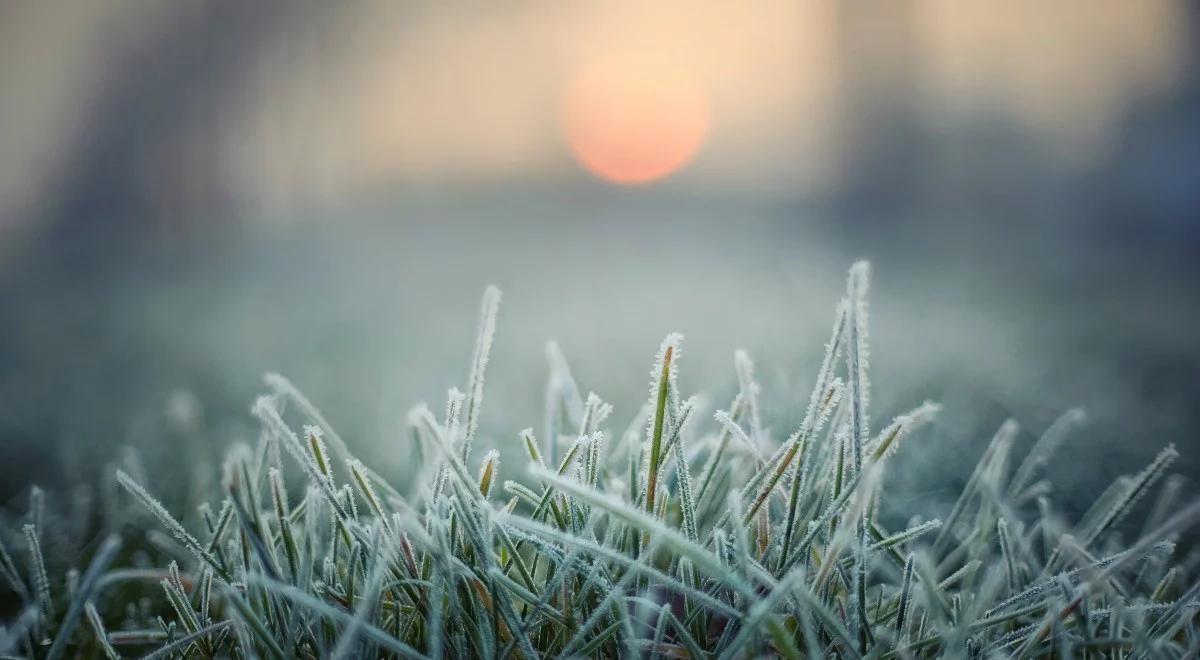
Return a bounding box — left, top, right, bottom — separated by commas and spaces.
2, 262, 1199, 658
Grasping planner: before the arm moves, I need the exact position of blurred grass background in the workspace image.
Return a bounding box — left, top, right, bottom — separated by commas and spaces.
1, 1, 1198, 525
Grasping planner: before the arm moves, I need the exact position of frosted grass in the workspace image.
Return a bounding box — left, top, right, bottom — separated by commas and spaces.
0, 268, 1196, 658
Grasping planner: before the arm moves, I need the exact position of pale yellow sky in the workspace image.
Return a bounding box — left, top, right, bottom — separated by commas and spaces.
0, 1, 1193, 229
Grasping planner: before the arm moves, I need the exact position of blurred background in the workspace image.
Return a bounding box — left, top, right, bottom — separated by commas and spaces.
1, 1, 1198, 526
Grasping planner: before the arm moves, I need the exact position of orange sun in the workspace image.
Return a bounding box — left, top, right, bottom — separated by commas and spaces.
562, 56, 710, 184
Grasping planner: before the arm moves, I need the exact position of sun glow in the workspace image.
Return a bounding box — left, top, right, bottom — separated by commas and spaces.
561, 56, 710, 185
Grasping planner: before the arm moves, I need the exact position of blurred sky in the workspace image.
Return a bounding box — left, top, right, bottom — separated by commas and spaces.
1, 1, 1199, 521
2, 0, 1197, 235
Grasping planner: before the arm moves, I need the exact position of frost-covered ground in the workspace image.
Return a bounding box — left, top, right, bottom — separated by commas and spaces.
1, 193, 1198, 534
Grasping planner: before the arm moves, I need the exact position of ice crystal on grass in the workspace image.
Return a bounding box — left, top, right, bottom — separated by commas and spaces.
1, 263, 1197, 658
463, 285, 501, 461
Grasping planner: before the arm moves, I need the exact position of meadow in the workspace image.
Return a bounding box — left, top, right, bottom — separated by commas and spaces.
1, 262, 1196, 658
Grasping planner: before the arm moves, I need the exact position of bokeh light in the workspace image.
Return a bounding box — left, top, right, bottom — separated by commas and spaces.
562, 56, 710, 184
